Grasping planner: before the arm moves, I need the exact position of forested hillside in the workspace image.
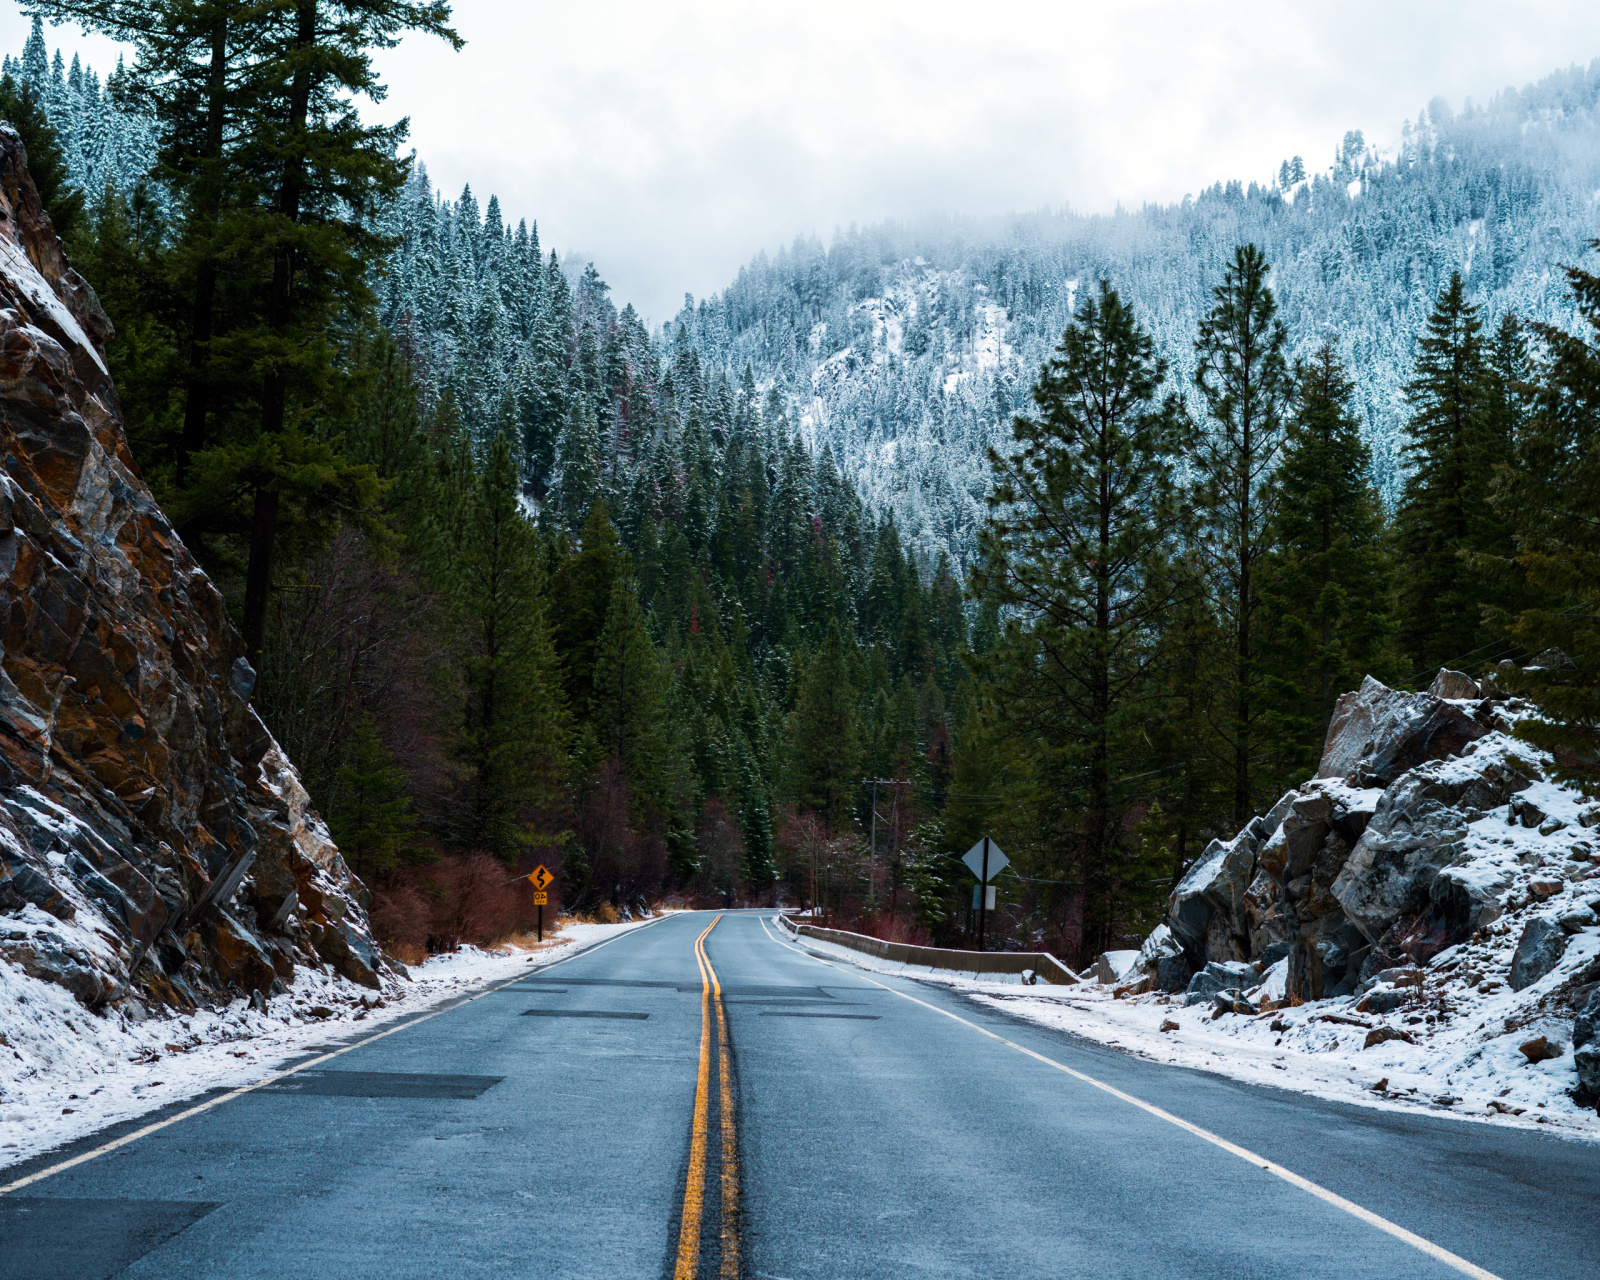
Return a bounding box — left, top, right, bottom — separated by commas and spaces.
10, 12, 1600, 969
669, 64, 1600, 569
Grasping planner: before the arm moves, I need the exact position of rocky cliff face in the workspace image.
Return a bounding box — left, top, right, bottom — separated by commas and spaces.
1131, 669, 1600, 1108
0, 128, 385, 1015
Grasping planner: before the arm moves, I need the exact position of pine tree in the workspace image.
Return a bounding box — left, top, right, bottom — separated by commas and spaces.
446, 431, 565, 859
591, 573, 679, 816
1191, 244, 1293, 825
549, 499, 627, 712
1489, 243, 1600, 790
785, 623, 861, 828
222, 0, 462, 675
1258, 343, 1394, 779
1394, 271, 1505, 673
328, 717, 417, 880
557, 392, 600, 527
733, 731, 775, 888
972, 281, 1188, 948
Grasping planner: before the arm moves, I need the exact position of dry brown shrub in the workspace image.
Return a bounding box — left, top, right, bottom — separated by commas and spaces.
370, 853, 554, 956
369, 878, 430, 954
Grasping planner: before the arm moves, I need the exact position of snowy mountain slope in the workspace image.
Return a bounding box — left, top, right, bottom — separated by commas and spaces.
675, 62, 1600, 570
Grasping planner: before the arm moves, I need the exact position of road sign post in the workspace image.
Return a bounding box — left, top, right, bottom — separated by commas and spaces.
527, 865, 554, 941
961, 837, 1008, 952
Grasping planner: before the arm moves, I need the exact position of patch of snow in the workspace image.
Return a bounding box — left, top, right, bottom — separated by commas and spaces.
0, 235, 106, 375
1347, 178, 1363, 200
0, 919, 657, 1172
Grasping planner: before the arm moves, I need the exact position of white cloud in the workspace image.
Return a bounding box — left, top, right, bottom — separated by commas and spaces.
7, 1, 1600, 325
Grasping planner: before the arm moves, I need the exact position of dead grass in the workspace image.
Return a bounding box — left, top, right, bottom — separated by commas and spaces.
388, 942, 428, 967
495, 929, 572, 953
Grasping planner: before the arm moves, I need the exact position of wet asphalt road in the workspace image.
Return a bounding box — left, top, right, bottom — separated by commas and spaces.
1, 909, 1596, 1280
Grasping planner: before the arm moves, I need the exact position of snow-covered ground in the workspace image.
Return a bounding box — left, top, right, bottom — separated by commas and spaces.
0, 918, 657, 1172
775, 919, 1600, 1144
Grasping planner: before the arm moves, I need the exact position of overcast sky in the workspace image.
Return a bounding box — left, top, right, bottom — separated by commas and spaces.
6, 2, 1600, 326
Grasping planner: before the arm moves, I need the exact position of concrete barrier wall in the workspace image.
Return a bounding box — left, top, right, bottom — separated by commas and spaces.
776, 915, 1082, 985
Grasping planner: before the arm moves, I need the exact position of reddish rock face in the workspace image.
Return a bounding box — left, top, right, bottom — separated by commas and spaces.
0, 127, 382, 1008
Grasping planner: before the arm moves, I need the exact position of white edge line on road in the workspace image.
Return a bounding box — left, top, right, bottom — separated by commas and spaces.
758, 914, 1502, 1280
0, 913, 672, 1197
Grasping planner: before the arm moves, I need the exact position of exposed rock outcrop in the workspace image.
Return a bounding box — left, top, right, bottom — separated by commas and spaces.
1128, 667, 1600, 1109
1145, 673, 1580, 1001
0, 127, 383, 1012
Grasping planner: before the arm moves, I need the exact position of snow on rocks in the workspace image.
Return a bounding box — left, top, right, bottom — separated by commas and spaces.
0, 919, 653, 1172
1091, 668, 1600, 1125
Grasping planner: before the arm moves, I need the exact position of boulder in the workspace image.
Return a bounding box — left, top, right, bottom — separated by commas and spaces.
1510, 795, 1546, 829
1364, 1027, 1416, 1049
1318, 676, 1488, 788
1094, 949, 1142, 985
1574, 1045, 1600, 1107
1167, 831, 1260, 961
1356, 987, 1409, 1015
1211, 990, 1257, 1016
1429, 670, 1481, 700
1156, 953, 1194, 994
1509, 917, 1570, 991
1574, 988, 1600, 1050
1134, 924, 1182, 978
1561, 902, 1600, 934
1519, 1035, 1563, 1063
1183, 960, 1255, 1006
1332, 754, 1531, 946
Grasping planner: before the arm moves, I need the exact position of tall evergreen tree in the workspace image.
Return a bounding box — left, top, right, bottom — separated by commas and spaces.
445, 432, 565, 859
328, 717, 417, 879
234, 0, 462, 677
1392, 271, 1510, 674
549, 499, 627, 713
1192, 244, 1292, 825
972, 281, 1188, 948
591, 574, 678, 817
1490, 243, 1600, 790
785, 624, 861, 828
1258, 343, 1394, 777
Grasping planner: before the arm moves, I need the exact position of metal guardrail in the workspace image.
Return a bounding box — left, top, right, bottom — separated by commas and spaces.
776, 914, 1082, 985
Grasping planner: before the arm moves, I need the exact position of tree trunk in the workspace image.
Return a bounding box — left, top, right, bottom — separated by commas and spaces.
177, 15, 231, 484
242, 0, 317, 677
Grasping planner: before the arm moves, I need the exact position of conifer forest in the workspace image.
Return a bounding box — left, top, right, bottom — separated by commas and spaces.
10, 10, 1600, 968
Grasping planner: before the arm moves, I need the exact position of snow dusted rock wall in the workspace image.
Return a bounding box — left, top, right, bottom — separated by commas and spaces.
1135, 669, 1600, 1110
0, 127, 384, 1016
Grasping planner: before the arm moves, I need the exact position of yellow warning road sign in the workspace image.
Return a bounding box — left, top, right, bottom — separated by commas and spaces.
528, 865, 553, 891
532, 891, 548, 905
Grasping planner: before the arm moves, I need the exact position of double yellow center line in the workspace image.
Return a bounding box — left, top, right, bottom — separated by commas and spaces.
675, 914, 740, 1279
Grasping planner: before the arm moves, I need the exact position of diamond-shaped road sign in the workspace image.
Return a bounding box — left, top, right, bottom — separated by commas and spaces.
962, 838, 1008, 883
527, 865, 553, 892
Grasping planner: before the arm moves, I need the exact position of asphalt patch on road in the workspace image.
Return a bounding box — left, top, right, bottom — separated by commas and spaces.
758, 1012, 881, 1019
0, 1197, 220, 1279
519, 1009, 650, 1020
257, 1070, 503, 1098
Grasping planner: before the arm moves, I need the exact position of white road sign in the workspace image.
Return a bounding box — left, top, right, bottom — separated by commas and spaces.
962, 837, 1009, 882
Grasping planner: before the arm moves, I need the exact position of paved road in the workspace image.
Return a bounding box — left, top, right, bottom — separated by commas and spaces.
2, 910, 1596, 1279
